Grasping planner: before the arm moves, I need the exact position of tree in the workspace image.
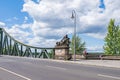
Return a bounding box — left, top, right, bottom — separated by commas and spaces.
117, 26, 120, 54
70, 35, 85, 54
104, 19, 120, 55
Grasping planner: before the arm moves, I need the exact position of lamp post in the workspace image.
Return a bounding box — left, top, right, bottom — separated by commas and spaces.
71, 10, 76, 61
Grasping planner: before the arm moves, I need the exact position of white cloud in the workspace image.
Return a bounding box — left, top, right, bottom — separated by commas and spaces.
0, 21, 5, 27
86, 33, 106, 39
3, 0, 120, 50
28, 37, 59, 47
20, 0, 120, 49
13, 17, 18, 20
4, 23, 61, 47
87, 46, 103, 52
5, 24, 32, 43
24, 16, 28, 23
22, 0, 105, 39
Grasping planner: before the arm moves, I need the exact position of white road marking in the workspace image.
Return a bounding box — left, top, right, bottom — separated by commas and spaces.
98, 74, 120, 80
0, 66, 31, 80
46, 65, 67, 70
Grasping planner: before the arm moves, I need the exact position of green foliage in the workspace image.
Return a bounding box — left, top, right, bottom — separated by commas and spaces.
104, 19, 120, 55
70, 35, 85, 54
48, 50, 54, 59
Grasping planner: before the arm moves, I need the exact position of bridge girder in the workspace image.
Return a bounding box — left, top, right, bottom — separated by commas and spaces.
0, 28, 55, 59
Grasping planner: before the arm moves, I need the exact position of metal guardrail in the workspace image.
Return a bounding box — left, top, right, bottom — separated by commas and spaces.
100, 55, 120, 60
84, 54, 120, 60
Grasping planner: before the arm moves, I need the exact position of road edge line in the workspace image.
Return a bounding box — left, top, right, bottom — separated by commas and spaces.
0, 66, 31, 80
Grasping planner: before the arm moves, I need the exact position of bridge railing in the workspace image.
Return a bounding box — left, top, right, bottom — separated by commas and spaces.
0, 28, 55, 59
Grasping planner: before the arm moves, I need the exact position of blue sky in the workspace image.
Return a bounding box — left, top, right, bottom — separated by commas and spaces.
0, 0, 33, 26
0, 0, 120, 52
0, 0, 25, 24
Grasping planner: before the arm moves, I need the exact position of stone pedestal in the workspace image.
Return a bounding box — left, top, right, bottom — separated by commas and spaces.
55, 46, 71, 60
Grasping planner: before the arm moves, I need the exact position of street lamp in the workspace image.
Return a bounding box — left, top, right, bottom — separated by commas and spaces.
71, 10, 76, 61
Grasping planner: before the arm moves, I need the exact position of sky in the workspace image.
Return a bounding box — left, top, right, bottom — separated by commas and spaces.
0, 0, 120, 52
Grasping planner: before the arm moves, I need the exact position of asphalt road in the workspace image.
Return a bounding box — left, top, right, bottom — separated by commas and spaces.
0, 56, 120, 80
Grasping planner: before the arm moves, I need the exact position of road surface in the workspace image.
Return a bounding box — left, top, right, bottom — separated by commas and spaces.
0, 56, 120, 80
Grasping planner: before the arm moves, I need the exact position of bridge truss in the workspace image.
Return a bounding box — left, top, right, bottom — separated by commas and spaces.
0, 28, 55, 59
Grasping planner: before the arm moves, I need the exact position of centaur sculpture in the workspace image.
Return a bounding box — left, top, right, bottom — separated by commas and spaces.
56, 35, 70, 47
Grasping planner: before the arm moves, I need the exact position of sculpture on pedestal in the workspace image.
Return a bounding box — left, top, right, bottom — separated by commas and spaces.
55, 35, 71, 60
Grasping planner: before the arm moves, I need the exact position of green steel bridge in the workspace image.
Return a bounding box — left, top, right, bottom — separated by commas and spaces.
0, 28, 56, 59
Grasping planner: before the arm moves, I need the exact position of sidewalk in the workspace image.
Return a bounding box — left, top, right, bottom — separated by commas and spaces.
75, 60, 120, 68
51, 59, 120, 68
